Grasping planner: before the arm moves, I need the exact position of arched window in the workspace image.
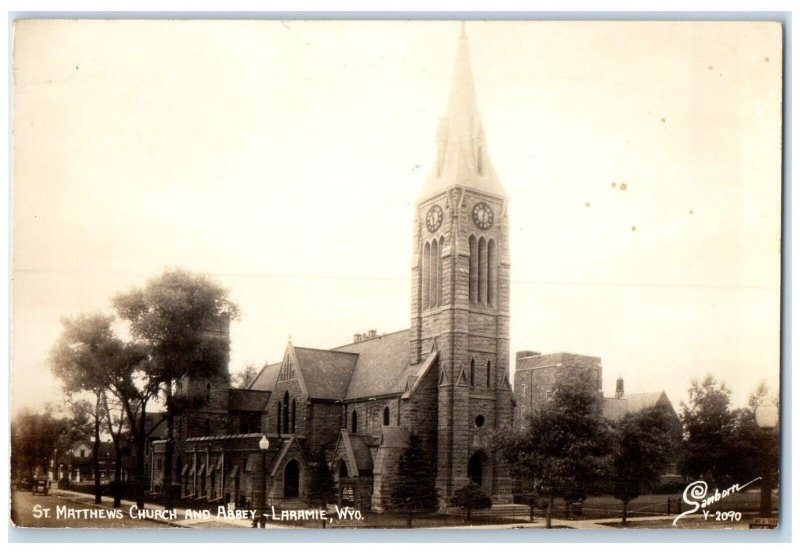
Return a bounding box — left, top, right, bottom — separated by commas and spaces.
291, 399, 296, 433
206, 382, 211, 401
277, 403, 282, 435
282, 392, 289, 435
351, 410, 358, 433
383, 406, 390, 426
488, 239, 496, 306
486, 361, 491, 388
478, 237, 488, 303
430, 238, 439, 307
470, 359, 475, 388
422, 242, 430, 309
437, 235, 444, 305
469, 235, 478, 304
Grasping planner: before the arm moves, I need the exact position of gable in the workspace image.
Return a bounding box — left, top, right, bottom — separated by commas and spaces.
248, 361, 281, 392
293, 347, 358, 400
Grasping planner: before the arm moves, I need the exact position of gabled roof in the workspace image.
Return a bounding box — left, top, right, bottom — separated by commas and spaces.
333, 329, 412, 400
602, 391, 675, 422
602, 398, 628, 422
228, 388, 270, 412
248, 361, 281, 392
348, 434, 375, 474
625, 391, 668, 412
293, 347, 358, 400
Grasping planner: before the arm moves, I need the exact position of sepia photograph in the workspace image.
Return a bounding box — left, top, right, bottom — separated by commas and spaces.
9, 18, 783, 534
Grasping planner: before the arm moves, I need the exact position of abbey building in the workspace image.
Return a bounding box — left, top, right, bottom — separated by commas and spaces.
150, 28, 516, 512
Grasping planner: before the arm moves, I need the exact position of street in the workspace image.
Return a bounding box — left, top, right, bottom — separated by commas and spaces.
11, 490, 172, 529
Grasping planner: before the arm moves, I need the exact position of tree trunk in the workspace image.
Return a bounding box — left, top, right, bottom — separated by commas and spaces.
622, 499, 628, 526
113, 442, 123, 508
163, 389, 175, 510
135, 407, 148, 508
546, 492, 554, 529
93, 401, 102, 504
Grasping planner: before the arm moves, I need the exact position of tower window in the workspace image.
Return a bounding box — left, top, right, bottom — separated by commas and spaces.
437, 236, 444, 305
470, 359, 475, 388
486, 361, 491, 388
478, 237, 488, 304
469, 235, 478, 304
488, 239, 496, 306
383, 406, 390, 426
430, 238, 439, 307
422, 242, 431, 309
351, 410, 358, 433
475, 415, 485, 428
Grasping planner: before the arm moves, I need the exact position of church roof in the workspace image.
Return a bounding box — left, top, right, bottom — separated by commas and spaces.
293, 347, 359, 400
625, 391, 668, 412
228, 388, 270, 412
247, 361, 281, 392
333, 329, 412, 400
602, 391, 675, 422
418, 25, 506, 201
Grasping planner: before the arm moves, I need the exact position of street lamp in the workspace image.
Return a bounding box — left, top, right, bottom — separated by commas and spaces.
754, 403, 779, 517
257, 434, 270, 528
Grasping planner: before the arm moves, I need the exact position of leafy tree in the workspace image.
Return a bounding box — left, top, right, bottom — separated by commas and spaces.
679, 375, 737, 486
307, 449, 337, 527
747, 381, 772, 412
11, 407, 68, 481
451, 482, 492, 521
495, 368, 613, 528
611, 405, 675, 525
49, 313, 123, 503
113, 268, 239, 510
391, 435, 438, 527
233, 363, 260, 389
731, 384, 779, 497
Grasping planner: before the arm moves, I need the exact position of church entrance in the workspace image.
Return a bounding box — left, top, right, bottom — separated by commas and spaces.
284, 460, 300, 498
468, 451, 491, 494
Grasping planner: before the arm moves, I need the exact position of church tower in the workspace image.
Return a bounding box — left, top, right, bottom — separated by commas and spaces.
410, 25, 514, 505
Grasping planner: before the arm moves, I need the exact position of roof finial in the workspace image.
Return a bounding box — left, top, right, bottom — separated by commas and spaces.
288, 334, 292, 344
460, 20, 466, 39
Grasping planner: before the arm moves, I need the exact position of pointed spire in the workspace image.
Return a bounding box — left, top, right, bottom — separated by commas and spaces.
419, 24, 506, 201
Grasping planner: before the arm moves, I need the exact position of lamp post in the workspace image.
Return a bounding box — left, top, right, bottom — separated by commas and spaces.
257, 434, 270, 528
754, 404, 778, 517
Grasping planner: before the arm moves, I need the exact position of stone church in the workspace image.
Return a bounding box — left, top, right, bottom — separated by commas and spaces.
150, 28, 516, 512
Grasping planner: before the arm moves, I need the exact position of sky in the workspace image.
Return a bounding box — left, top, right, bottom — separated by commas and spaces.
11, 20, 783, 415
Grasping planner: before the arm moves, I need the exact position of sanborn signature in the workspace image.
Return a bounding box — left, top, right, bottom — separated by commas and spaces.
672, 477, 761, 526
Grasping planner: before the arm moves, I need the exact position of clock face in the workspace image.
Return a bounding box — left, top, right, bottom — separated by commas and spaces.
425, 205, 443, 233
472, 202, 494, 230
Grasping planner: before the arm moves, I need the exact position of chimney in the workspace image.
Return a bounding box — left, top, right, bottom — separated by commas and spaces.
353, 333, 362, 343
615, 376, 624, 399
368, 329, 377, 339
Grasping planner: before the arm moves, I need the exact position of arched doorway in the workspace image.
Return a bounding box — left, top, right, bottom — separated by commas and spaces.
467, 451, 491, 494
284, 460, 300, 498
